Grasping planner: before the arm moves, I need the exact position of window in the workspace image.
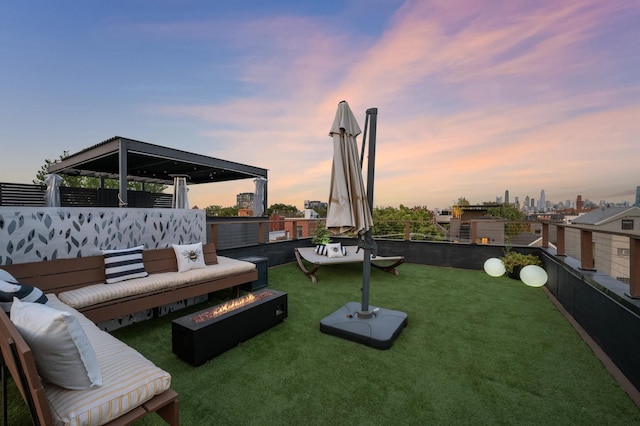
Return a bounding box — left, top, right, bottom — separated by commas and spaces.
617, 248, 630, 256
621, 219, 634, 230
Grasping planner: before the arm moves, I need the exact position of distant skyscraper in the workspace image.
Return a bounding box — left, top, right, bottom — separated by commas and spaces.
635, 186, 640, 207
538, 190, 546, 211
505, 190, 509, 205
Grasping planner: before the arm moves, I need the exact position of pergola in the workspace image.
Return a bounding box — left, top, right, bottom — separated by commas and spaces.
47, 136, 268, 208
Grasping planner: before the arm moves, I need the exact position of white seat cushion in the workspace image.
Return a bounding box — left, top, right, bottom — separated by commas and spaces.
58, 256, 257, 309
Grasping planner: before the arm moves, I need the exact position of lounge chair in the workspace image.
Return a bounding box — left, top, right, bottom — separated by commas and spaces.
294, 246, 405, 284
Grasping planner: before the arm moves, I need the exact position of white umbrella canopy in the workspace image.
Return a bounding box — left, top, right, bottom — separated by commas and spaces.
326, 101, 373, 236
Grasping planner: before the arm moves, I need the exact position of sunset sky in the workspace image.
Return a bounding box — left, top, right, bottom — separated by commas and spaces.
1, 0, 638, 211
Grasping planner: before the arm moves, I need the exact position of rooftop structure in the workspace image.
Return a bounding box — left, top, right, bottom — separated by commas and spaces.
47, 136, 268, 207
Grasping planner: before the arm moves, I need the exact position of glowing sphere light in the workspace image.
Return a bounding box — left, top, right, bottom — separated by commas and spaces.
519, 265, 548, 287
484, 258, 506, 277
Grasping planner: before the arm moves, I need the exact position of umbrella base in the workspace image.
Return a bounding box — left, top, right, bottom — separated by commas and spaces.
319, 301, 407, 350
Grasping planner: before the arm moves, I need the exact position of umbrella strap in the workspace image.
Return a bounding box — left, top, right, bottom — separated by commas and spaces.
360, 113, 369, 169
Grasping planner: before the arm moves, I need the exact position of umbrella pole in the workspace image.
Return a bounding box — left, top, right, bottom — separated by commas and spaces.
360, 108, 378, 317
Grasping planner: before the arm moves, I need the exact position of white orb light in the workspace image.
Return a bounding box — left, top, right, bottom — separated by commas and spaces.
519, 265, 548, 287
484, 258, 506, 277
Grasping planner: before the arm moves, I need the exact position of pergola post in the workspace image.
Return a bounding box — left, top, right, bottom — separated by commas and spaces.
118, 139, 128, 207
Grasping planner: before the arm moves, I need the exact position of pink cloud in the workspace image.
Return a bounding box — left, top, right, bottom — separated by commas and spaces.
158, 0, 640, 209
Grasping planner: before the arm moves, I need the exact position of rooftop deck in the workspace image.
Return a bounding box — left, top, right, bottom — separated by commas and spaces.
2, 215, 640, 423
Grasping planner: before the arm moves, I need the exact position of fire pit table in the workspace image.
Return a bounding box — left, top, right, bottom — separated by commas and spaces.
172, 289, 288, 366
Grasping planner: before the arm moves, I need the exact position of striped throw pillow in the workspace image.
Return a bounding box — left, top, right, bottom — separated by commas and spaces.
315, 244, 347, 257
0, 279, 48, 313
102, 246, 148, 284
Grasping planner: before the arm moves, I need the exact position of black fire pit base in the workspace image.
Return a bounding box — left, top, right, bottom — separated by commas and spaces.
172, 289, 287, 366
319, 302, 407, 350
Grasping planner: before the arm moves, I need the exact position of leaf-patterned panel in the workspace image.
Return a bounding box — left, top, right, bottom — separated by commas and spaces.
0, 207, 206, 265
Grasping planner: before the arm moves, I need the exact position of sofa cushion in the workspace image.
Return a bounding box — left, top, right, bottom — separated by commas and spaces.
102, 245, 149, 284
58, 256, 257, 309
10, 298, 102, 390
44, 295, 172, 426
173, 242, 207, 272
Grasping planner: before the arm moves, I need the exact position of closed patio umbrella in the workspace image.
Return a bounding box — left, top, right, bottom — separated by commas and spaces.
253, 177, 267, 217
44, 174, 62, 207
320, 101, 407, 349
171, 175, 189, 209
326, 101, 373, 236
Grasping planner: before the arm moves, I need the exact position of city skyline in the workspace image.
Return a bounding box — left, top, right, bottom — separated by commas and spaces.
1, 1, 638, 211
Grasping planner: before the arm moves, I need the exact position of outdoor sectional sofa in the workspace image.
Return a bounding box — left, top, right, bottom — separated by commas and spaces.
1, 243, 258, 324
0, 242, 259, 425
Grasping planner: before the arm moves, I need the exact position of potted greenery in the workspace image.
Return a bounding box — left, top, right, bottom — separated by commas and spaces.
500, 249, 542, 279
311, 220, 331, 245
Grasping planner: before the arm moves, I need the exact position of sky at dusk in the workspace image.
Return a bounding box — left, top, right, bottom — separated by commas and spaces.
1, 0, 638, 211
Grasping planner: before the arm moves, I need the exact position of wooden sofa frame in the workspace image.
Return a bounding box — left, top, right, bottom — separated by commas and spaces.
1, 243, 258, 324
0, 308, 180, 426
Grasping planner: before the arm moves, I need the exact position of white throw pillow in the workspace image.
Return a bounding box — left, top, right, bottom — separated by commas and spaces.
173, 242, 207, 272
326, 242, 345, 258
10, 298, 102, 390
102, 245, 148, 284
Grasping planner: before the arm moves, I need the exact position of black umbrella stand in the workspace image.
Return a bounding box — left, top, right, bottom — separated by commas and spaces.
320, 108, 408, 350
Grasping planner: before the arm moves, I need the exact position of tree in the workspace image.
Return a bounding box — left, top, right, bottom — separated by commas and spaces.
204, 205, 239, 216
456, 197, 470, 206
311, 205, 327, 218
451, 197, 471, 219
486, 204, 525, 220
34, 152, 166, 192
372, 205, 443, 240
267, 203, 300, 217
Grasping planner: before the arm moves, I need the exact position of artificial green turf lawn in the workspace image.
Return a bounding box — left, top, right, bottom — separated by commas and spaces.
4, 263, 640, 424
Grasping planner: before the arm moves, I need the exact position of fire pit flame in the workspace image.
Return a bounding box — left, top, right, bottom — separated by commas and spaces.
191, 290, 274, 324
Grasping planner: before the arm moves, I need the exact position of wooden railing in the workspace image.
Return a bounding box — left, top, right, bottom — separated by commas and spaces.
542, 222, 640, 298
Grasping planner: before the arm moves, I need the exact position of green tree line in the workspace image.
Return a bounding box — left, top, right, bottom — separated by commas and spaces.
35, 151, 167, 192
